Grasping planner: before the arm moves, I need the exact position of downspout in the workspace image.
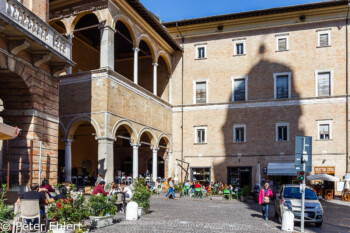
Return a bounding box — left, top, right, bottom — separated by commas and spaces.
176, 22, 185, 182
346, 1, 350, 173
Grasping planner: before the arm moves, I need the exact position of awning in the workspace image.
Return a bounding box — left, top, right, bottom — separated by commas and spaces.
267, 162, 297, 176
307, 173, 340, 182
0, 123, 20, 140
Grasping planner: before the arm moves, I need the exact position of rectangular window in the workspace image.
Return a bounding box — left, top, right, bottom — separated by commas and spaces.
318, 120, 332, 140
278, 38, 287, 51
319, 124, 330, 140
195, 81, 207, 104
234, 124, 246, 143
236, 43, 244, 55
276, 35, 289, 51
275, 74, 290, 99
195, 126, 207, 144
317, 30, 331, 47
276, 123, 289, 141
319, 33, 329, 47
317, 72, 331, 97
195, 44, 207, 59
233, 39, 246, 56
234, 79, 246, 101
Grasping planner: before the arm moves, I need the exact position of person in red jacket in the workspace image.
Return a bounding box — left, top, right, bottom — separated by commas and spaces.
259, 183, 273, 221
92, 181, 108, 196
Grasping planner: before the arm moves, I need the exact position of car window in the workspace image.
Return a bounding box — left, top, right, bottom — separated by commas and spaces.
283, 187, 317, 200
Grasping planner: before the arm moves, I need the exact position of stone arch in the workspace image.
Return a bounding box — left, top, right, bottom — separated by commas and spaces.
157, 133, 172, 150
156, 51, 172, 74
59, 121, 66, 137
137, 34, 157, 61
65, 116, 101, 139
112, 119, 138, 142
69, 11, 103, 33
113, 14, 137, 46
50, 19, 67, 34
137, 127, 157, 146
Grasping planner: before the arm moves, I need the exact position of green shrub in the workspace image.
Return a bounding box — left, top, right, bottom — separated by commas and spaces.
87, 195, 117, 217
132, 178, 151, 213
47, 193, 88, 225
174, 183, 183, 193
242, 185, 251, 196
0, 184, 14, 233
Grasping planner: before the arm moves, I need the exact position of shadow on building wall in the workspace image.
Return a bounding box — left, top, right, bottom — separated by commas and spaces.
215, 43, 305, 191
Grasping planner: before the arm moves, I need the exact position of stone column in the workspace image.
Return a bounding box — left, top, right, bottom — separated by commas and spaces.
152, 147, 159, 181
63, 139, 73, 182
167, 150, 172, 178
66, 33, 74, 74
131, 143, 140, 179
99, 25, 115, 70
168, 76, 172, 104
133, 47, 140, 84
96, 137, 115, 183
153, 62, 158, 96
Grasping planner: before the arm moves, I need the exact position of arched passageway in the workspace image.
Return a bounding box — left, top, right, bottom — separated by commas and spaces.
72, 14, 101, 73
157, 56, 170, 101
138, 40, 154, 93
114, 125, 133, 177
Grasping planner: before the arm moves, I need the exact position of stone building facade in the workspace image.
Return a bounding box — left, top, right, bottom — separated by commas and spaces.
0, 0, 73, 186
165, 1, 350, 194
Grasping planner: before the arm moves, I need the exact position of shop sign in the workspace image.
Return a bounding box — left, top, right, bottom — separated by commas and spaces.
314, 166, 335, 174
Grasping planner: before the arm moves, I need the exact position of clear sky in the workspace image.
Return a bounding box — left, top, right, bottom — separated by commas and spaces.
139, 0, 328, 22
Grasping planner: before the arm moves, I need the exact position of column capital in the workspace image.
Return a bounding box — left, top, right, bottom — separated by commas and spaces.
131, 143, 141, 148
151, 146, 159, 152
152, 62, 158, 67
133, 47, 140, 53
65, 33, 74, 40
98, 24, 116, 33
62, 139, 74, 145
95, 136, 116, 143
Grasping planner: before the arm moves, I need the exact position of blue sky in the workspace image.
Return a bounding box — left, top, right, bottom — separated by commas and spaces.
140, 0, 328, 22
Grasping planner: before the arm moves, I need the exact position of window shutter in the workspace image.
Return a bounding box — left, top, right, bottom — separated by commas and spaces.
276, 75, 289, 99
320, 34, 329, 47
318, 72, 330, 96
196, 82, 207, 103
278, 38, 287, 51
234, 79, 246, 101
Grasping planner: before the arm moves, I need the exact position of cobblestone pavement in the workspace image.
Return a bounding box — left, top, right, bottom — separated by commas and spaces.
93, 195, 350, 233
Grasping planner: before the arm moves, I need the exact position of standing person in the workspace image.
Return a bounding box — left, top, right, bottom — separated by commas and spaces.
259, 183, 273, 220
165, 177, 177, 200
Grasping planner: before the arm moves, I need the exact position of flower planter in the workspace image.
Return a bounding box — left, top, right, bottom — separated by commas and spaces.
137, 207, 144, 217
89, 216, 114, 229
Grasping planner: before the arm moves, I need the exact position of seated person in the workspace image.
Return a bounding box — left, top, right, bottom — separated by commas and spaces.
121, 184, 133, 199
109, 183, 122, 197
18, 184, 48, 224
50, 185, 73, 208
184, 180, 190, 196
40, 179, 55, 194
194, 182, 203, 198
92, 181, 108, 196
149, 179, 156, 190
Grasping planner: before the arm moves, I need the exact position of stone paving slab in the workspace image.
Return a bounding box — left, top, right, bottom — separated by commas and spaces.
92, 195, 350, 233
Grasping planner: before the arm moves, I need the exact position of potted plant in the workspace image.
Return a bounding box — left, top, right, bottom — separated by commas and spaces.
241, 185, 251, 202
132, 178, 151, 216
47, 193, 88, 233
0, 184, 15, 233
87, 195, 116, 229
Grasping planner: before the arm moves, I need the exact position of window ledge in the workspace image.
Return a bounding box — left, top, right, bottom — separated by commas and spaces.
276, 140, 290, 142
194, 143, 207, 145
233, 54, 246, 57
275, 50, 289, 52
233, 141, 246, 144
195, 58, 207, 60
316, 45, 331, 48
316, 139, 333, 141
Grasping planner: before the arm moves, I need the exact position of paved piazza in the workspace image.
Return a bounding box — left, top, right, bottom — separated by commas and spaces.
93, 195, 350, 233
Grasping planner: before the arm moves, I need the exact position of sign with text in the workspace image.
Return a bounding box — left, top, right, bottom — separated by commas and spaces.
295, 136, 312, 172
314, 167, 335, 174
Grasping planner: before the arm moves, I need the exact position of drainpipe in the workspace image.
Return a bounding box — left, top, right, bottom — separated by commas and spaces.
176, 22, 185, 182
346, 1, 350, 173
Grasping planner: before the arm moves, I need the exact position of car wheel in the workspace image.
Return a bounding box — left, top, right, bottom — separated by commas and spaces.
315, 221, 323, 227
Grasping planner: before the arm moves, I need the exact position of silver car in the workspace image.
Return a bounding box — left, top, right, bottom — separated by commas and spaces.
274, 184, 323, 227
